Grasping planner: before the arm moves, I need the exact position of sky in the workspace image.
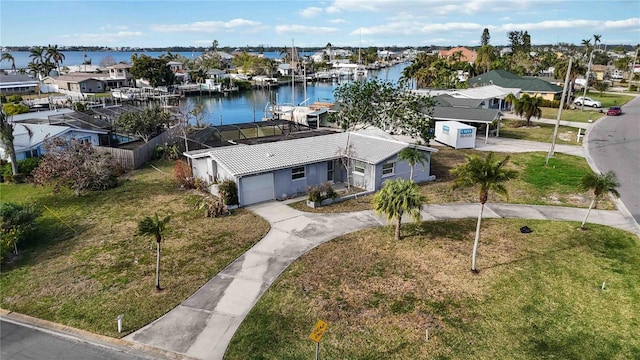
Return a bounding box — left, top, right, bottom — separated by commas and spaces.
1, 0, 639, 48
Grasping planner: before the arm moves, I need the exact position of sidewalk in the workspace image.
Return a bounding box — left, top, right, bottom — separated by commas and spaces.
125, 200, 640, 360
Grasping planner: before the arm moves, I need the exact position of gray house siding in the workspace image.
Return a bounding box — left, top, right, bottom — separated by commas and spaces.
274, 162, 329, 199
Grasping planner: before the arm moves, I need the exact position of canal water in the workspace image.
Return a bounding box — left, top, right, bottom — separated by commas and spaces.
183, 62, 409, 126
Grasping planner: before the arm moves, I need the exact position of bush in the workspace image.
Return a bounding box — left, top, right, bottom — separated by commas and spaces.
0, 202, 41, 261
173, 160, 195, 189
154, 143, 180, 160
630, 85, 638, 92
0, 95, 6, 104
540, 99, 560, 108
2, 103, 30, 115
2, 158, 40, 183
218, 179, 239, 205
307, 182, 337, 203
197, 196, 228, 218
7, 95, 23, 103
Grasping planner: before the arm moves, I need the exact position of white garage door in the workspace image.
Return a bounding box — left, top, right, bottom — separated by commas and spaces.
240, 173, 275, 205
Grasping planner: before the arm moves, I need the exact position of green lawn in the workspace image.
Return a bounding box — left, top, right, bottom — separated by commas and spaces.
292, 150, 612, 213
498, 119, 581, 143
539, 107, 603, 123
0, 160, 270, 337
226, 219, 640, 359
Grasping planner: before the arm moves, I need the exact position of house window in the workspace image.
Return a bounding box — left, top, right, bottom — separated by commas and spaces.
292, 166, 305, 180
81, 83, 87, 91
382, 162, 395, 176
327, 160, 334, 182
25, 149, 39, 158
353, 160, 366, 174
97, 83, 102, 90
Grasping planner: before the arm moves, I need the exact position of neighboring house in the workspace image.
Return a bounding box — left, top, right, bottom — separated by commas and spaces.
444, 84, 522, 110
0, 123, 107, 162
42, 73, 106, 94
467, 70, 562, 101
184, 128, 438, 206
106, 64, 134, 88
438, 47, 477, 63
0, 74, 40, 95
431, 95, 503, 142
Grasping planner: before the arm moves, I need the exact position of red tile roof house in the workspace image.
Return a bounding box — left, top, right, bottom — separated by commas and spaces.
438, 47, 477, 63
184, 128, 438, 206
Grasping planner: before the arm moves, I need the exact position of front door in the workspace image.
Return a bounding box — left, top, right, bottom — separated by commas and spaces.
327, 160, 334, 182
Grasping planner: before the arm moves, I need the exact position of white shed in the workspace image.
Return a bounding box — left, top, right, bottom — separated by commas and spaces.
434, 121, 476, 149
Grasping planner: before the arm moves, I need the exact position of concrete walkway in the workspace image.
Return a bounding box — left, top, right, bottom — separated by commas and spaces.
125, 199, 640, 360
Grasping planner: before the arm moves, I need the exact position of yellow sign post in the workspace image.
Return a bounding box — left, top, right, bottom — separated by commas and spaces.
309, 320, 328, 360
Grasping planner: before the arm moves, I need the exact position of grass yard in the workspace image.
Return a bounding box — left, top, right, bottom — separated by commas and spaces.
0, 160, 270, 337
539, 107, 603, 123
226, 219, 640, 360
583, 91, 634, 108
498, 119, 581, 144
291, 150, 612, 213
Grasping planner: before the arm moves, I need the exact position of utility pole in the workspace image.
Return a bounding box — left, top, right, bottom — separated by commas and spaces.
628, 47, 639, 93
580, 50, 593, 112
547, 56, 573, 165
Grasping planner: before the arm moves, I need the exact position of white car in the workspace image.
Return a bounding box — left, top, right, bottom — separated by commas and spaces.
574, 96, 602, 108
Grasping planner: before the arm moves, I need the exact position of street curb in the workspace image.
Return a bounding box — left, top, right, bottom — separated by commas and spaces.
582, 113, 640, 238
0, 308, 196, 360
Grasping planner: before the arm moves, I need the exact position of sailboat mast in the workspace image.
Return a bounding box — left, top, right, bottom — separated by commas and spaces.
291, 38, 295, 106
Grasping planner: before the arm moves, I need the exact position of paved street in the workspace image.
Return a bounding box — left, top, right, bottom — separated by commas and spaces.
585, 95, 640, 223
1, 319, 153, 360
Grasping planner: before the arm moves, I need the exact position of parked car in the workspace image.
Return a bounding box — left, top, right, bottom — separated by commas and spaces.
574, 96, 602, 108
607, 106, 622, 116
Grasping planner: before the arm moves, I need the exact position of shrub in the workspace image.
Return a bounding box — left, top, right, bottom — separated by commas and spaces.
197, 196, 228, 218
0, 95, 6, 104
218, 179, 239, 205
194, 177, 209, 193
2, 103, 29, 115
7, 95, 23, 103
173, 159, 195, 189
0, 202, 41, 261
630, 85, 638, 92
3, 158, 42, 182
307, 182, 338, 203
539, 99, 560, 108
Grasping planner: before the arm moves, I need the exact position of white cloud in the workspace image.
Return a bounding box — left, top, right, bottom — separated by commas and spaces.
300, 7, 323, 18
150, 19, 261, 33
98, 25, 129, 31
275, 24, 339, 35
328, 18, 348, 24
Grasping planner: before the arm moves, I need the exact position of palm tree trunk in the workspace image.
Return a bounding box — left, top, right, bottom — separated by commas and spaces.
581, 198, 596, 229
395, 217, 401, 241
471, 203, 485, 272
409, 166, 414, 180
156, 240, 161, 290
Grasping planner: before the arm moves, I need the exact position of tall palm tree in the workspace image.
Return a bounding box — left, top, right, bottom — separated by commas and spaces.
398, 146, 428, 180
138, 213, 171, 291
504, 93, 517, 111
373, 178, 425, 241
450, 152, 518, 272
1, 53, 16, 72
513, 93, 542, 127
46, 44, 65, 73
580, 171, 620, 229
0, 109, 18, 176
29, 46, 46, 65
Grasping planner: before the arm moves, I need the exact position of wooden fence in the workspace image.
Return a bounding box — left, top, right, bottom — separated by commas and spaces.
96, 126, 183, 170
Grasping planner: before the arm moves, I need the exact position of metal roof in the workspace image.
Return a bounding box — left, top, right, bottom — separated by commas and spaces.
186, 128, 437, 177
433, 106, 502, 123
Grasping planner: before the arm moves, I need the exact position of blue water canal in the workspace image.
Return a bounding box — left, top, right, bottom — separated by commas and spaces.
183, 62, 408, 126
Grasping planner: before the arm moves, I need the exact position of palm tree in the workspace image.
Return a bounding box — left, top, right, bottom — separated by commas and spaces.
1, 53, 16, 72
450, 152, 518, 272
398, 146, 428, 180
504, 93, 517, 111
580, 171, 620, 229
373, 178, 425, 241
46, 44, 65, 73
513, 93, 542, 127
0, 109, 18, 176
138, 213, 171, 291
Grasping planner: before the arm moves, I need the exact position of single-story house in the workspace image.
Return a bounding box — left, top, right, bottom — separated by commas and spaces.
42, 73, 107, 94
0, 74, 40, 95
184, 128, 438, 206
0, 123, 107, 162
468, 70, 562, 101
